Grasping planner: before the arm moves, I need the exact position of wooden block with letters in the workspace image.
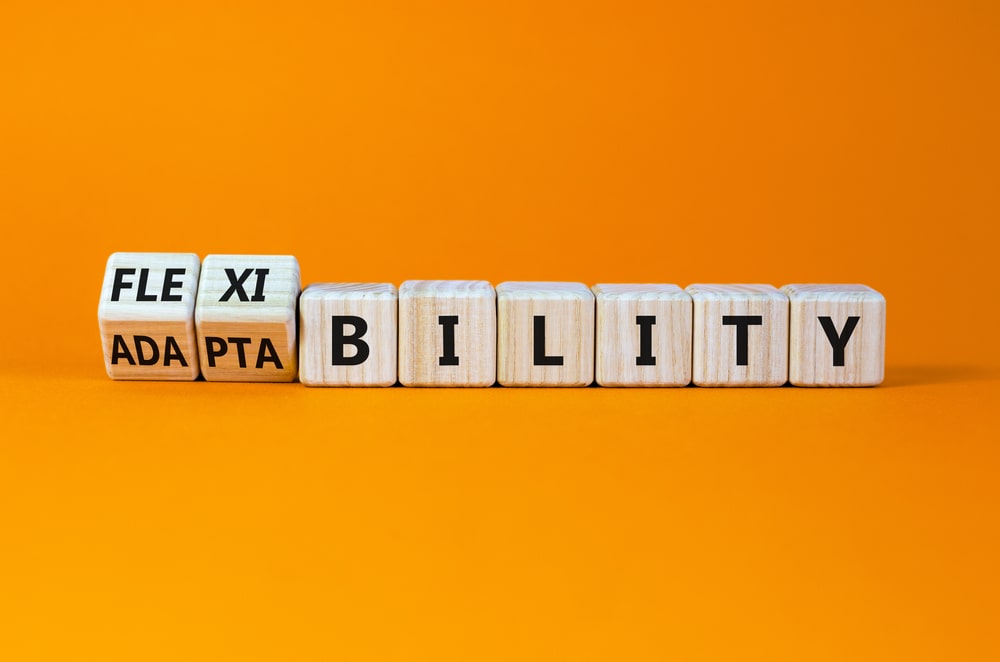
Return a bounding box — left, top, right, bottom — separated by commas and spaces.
195, 254, 300, 382
782, 284, 885, 386
398, 280, 496, 387
299, 283, 398, 387
98, 252, 201, 380
687, 284, 789, 387
497, 282, 595, 387
593, 283, 692, 386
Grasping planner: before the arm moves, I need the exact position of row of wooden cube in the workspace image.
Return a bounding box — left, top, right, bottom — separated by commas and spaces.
99, 252, 885, 386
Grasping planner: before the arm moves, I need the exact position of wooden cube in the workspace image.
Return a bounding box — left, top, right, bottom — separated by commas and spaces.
98, 252, 201, 380
497, 282, 595, 387
195, 255, 300, 382
299, 283, 398, 387
687, 284, 788, 387
398, 280, 496, 387
593, 284, 692, 387
782, 284, 885, 386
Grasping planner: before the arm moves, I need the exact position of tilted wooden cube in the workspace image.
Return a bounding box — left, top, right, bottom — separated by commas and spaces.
782, 284, 885, 386
687, 284, 788, 387
593, 284, 692, 387
299, 283, 398, 387
497, 282, 595, 387
195, 255, 300, 382
398, 280, 496, 387
98, 252, 201, 380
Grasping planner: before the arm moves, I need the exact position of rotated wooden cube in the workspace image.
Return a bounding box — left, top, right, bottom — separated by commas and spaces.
593, 283, 692, 386
299, 283, 398, 387
98, 252, 201, 380
398, 280, 496, 387
782, 284, 885, 386
195, 254, 300, 382
497, 282, 595, 387
687, 284, 788, 387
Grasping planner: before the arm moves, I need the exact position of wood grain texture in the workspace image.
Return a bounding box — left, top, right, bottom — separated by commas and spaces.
398, 280, 496, 387
98, 252, 201, 380
195, 255, 300, 382
497, 282, 595, 387
782, 284, 885, 387
687, 284, 788, 387
299, 283, 398, 387
593, 284, 692, 387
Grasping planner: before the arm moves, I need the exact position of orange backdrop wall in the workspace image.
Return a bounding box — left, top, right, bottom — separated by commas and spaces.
1, 1, 998, 660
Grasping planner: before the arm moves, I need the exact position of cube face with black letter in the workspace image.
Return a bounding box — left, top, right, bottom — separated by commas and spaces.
593, 284, 692, 387
687, 284, 789, 387
496, 282, 595, 387
299, 283, 397, 387
195, 255, 300, 382
783, 284, 885, 387
98, 252, 201, 380
398, 280, 496, 387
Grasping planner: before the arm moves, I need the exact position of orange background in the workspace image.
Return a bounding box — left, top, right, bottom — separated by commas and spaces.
1, 1, 999, 659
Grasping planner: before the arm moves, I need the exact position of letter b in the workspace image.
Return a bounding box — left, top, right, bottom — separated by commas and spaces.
332, 315, 370, 366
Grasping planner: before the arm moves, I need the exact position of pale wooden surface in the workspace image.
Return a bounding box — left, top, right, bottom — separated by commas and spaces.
195, 254, 300, 382
299, 283, 398, 387
98, 252, 201, 380
497, 282, 595, 387
398, 280, 496, 387
593, 284, 692, 387
782, 284, 885, 387
687, 284, 788, 387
